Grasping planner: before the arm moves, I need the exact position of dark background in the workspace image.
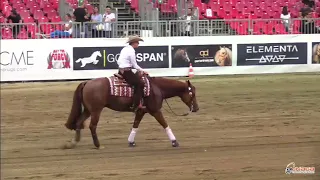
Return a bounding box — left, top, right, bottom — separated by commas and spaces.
237, 43, 307, 66
171, 44, 232, 68
73, 46, 169, 70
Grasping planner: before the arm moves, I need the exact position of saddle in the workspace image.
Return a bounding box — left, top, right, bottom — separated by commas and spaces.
107, 73, 151, 98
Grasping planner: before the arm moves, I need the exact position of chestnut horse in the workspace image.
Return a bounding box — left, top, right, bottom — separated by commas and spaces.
64, 74, 199, 149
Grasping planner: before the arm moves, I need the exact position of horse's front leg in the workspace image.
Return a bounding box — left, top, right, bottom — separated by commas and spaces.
128, 110, 145, 147
151, 110, 179, 147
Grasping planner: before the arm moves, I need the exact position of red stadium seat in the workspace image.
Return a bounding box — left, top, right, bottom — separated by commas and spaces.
274, 24, 288, 34
85, 4, 94, 14
40, 24, 55, 34
160, 3, 172, 13
0, 16, 6, 23
230, 8, 238, 17
2, 5, 12, 17
1, 27, 13, 39
237, 24, 249, 35
193, 0, 207, 14
17, 29, 29, 39
26, 2, 39, 10
33, 10, 44, 20
12, 3, 25, 9
38, 16, 49, 23
209, 1, 220, 12
46, 10, 58, 19
42, 3, 54, 12
51, 15, 61, 22
19, 10, 31, 17
26, 23, 39, 38
223, 4, 232, 13
23, 16, 35, 23
29, 5, 41, 14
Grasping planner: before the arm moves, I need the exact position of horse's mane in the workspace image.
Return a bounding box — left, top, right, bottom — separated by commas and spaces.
149, 77, 187, 92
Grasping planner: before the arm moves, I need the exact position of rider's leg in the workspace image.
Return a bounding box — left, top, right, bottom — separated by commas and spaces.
121, 70, 144, 109
134, 82, 144, 108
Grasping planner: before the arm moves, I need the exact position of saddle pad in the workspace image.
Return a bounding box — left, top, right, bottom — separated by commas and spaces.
107, 76, 150, 97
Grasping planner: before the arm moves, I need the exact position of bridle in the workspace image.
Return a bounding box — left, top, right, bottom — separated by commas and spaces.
163, 83, 195, 117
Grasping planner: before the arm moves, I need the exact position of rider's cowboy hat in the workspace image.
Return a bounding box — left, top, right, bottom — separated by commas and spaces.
127, 35, 144, 44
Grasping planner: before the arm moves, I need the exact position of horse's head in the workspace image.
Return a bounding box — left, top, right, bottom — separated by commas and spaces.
174, 48, 190, 62
313, 43, 320, 63
94, 51, 102, 58
214, 47, 232, 66
180, 80, 199, 112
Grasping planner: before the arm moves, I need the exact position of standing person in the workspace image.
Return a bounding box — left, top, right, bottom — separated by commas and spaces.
91, 6, 103, 38
73, 0, 86, 38
302, 0, 315, 8
179, 8, 196, 36
117, 36, 148, 111
102, 6, 116, 38
83, 7, 91, 37
300, 7, 320, 33
7, 9, 22, 39
280, 6, 291, 32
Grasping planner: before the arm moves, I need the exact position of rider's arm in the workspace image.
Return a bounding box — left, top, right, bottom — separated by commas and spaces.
129, 49, 143, 71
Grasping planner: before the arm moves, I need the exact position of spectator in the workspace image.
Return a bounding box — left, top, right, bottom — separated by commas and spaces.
102, 6, 116, 38
280, 6, 291, 32
201, 0, 209, 4
302, 0, 315, 8
299, 8, 320, 33
7, 9, 22, 39
83, 7, 91, 37
186, 0, 194, 9
91, 6, 103, 38
179, 8, 196, 36
73, 0, 86, 38
84, 7, 91, 21
49, 14, 72, 38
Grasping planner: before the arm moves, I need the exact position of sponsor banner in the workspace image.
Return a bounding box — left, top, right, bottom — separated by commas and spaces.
47, 49, 71, 69
0, 50, 36, 73
237, 43, 308, 66
73, 46, 169, 70
171, 44, 233, 67
312, 42, 320, 64
0, 39, 73, 82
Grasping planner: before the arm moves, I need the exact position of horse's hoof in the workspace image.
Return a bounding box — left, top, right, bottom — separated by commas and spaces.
62, 142, 76, 149
172, 140, 179, 147
96, 146, 105, 150
128, 142, 136, 147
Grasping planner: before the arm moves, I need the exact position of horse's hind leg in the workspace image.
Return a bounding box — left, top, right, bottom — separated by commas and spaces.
128, 111, 145, 147
89, 109, 103, 149
151, 110, 179, 147
75, 109, 90, 142
63, 110, 90, 149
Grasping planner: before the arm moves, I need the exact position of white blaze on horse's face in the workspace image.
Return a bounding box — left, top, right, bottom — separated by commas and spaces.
182, 80, 199, 113
185, 51, 191, 62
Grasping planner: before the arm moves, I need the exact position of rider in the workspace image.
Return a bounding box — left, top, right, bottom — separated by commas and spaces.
117, 35, 148, 111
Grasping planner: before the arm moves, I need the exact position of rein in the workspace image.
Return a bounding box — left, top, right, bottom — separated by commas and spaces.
148, 76, 189, 117
163, 99, 189, 116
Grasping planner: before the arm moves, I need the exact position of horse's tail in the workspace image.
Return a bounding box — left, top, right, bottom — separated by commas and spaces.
75, 58, 81, 63
65, 82, 86, 130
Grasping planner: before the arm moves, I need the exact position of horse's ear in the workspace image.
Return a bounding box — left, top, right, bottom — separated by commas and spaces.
186, 80, 191, 85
